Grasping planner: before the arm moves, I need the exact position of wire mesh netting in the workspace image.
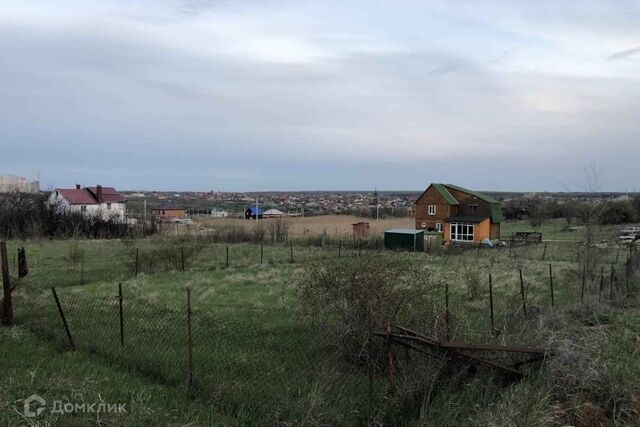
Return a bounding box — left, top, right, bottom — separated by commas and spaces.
15, 285, 386, 425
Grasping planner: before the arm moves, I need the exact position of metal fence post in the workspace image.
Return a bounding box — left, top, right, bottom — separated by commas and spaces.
118, 283, 124, 347
226, 246, 229, 269
260, 243, 264, 264
609, 265, 615, 300
290, 242, 294, 263
338, 240, 342, 258
445, 281, 451, 341
548, 264, 554, 308
51, 287, 75, 351
181, 246, 185, 271
542, 243, 548, 261
581, 265, 586, 303
519, 268, 527, 318
80, 252, 85, 286
387, 322, 395, 397
186, 288, 193, 391
488, 273, 495, 336
134, 248, 139, 277
599, 266, 604, 302
1, 242, 14, 326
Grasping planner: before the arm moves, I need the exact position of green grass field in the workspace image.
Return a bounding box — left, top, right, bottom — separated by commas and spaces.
1, 229, 639, 426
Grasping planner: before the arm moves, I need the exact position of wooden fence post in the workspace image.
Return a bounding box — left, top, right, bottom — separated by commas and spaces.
186, 287, 193, 391
519, 268, 527, 318
51, 287, 75, 351
118, 283, 124, 347
488, 273, 495, 336
367, 294, 373, 425
548, 264, 554, 308
1, 242, 14, 326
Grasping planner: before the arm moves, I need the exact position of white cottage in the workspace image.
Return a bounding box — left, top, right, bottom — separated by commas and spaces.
49, 185, 127, 221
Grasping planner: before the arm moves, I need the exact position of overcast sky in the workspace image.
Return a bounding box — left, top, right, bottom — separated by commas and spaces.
1, 1, 639, 192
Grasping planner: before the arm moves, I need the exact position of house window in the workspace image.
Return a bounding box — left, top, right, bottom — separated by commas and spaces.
80, 205, 87, 212
469, 204, 478, 214
436, 223, 444, 232
450, 223, 474, 241
421, 222, 427, 228
428, 205, 436, 215
107, 203, 112, 210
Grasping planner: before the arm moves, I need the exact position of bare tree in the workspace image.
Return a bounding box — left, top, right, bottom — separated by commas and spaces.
578, 166, 609, 278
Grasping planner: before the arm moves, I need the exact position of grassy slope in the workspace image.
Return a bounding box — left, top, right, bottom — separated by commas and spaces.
1, 228, 638, 426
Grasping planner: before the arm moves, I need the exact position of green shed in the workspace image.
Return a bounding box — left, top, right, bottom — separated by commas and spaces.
384, 229, 425, 251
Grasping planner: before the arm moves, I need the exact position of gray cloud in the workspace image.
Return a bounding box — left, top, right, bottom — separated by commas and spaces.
608, 46, 640, 60
0, 1, 639, 191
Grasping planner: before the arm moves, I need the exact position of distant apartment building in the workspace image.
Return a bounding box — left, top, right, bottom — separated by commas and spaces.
49, 185, 127, 221
0, 175, 40, 193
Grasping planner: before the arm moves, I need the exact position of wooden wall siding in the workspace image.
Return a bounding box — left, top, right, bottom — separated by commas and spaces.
490, 223, 501, 240
446, 188, 493, 218
475, 218, 491, 242
415, 186, 450, 229
154, 209, 186, 219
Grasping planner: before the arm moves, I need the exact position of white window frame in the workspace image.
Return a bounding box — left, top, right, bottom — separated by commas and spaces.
421, 222, 427, 228
450, 223, 474, 241
468, 204, 478, 214
436, 223, 444, 232
428, 205, 437, 215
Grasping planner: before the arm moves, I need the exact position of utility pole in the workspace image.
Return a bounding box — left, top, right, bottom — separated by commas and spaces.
373, 188, 379, 220
255, 196, 259, 220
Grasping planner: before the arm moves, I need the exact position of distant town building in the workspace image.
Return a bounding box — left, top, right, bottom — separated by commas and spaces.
49, 185, 127, 220
151, 203, 187, 221
211, 209, 228, 218
0, 175, 40, 193
263, 208, 287, 218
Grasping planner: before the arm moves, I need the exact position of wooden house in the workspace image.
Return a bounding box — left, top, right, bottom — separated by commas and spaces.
151, 203, 187, 221
414, 183, 501, 243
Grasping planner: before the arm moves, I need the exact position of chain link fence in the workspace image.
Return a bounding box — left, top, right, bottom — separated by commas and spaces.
15, 284, 385, 425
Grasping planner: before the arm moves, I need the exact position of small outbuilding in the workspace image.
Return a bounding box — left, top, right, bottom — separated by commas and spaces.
352, 222, 370, 238
245, 207, 264, 219
384, 228, 425, 251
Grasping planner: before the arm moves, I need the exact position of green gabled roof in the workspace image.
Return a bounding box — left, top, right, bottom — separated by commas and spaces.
443, 183, 500, 204
448, 215, 487, 223
432, 183, 458, 205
